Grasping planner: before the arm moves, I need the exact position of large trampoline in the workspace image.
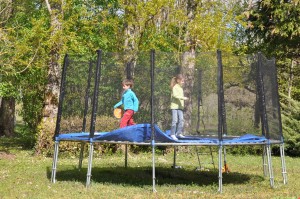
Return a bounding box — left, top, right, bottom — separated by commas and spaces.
51, 50, 287, 193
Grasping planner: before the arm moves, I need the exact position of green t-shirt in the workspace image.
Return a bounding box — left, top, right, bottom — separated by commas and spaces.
170, 84, 185, 110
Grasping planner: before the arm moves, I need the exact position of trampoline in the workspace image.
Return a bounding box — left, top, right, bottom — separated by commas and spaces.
51, 50, 287, 193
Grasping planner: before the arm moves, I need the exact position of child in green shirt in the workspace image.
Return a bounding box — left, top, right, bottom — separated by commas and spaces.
170, 74, 188, 140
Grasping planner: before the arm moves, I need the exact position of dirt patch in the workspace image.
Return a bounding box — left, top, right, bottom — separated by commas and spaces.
0, 151, 16, 160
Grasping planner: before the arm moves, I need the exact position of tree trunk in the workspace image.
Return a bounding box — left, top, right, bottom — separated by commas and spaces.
182, 0, 196, 133
0, 97, 15, 137
182, 50, 195, 132
43, 0, 63, 119
35, 0, 63, 154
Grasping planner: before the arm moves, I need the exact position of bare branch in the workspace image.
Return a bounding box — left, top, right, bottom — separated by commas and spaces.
45, 0, 52, 13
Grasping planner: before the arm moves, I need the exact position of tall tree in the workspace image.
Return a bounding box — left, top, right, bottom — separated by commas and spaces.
0, 0, 15, 137
245, 0, 300, 100
43, 0, 64, 118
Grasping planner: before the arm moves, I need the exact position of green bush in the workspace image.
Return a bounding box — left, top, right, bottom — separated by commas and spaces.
34, 115, 120, 157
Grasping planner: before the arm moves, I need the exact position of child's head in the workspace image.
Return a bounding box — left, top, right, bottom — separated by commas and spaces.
170, 74, 184, 88
122, 79, 134, 90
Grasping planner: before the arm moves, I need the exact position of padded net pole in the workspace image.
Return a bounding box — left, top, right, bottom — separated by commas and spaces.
82, 61, 94, 132
217, 50, 224, 193
51, 54, 68, 183
54, 54, 69, 138
257, 52, 269, 139
150, 49, 157, 193
196, 69, 202, 133
89, 50, 102, 138
79, 61, 94, 170
272, 57, 288, 184
217, 50, 224, 140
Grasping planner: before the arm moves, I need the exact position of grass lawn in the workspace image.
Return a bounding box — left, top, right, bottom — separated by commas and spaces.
0, 141, 300, 199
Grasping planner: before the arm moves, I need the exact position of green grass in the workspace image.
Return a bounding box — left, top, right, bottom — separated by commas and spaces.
0, 141, 300, 199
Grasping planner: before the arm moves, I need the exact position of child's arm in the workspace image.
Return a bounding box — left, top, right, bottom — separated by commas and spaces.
114, 100, 123, 109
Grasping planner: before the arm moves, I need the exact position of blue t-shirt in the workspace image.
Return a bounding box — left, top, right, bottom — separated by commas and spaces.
114, 89, 139, 112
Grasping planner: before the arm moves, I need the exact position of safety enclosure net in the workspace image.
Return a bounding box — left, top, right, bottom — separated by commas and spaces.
54, 51, 282, 142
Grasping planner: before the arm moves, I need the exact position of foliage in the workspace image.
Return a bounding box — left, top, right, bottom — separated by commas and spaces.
279, 93, 300, 156
244, 0, 300, 101
245, 0, 300, 59
34, 115, 120, 157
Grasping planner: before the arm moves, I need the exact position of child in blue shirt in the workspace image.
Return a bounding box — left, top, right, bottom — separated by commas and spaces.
114, 79, 139, 128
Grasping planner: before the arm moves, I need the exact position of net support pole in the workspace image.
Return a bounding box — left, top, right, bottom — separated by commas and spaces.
258, 52, 275, 187
86, 49, 102, 187
217, 50, 224, 193
150, 49, 157, 193
51, 140, 59, 183
272, 56, 288, 185
54, 54, 68, 139
78, 61, 94, 170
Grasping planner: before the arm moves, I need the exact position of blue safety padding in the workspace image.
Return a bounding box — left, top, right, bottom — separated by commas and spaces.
55, 123, 267, 144
223, 134, 267, 143
94, 124, 151, 142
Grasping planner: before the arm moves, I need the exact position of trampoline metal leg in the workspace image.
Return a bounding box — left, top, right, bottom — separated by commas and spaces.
218, 145, 223, 193
280, 143, 288, 184
125, 144, 128, 168
152, 141, 157, 193
86, 142, 94, 188
262, 145, 268, 177
266, 144, 275, 188
51, 141, 59, 183
173, 146, 177, 169
78, 142, 85, 170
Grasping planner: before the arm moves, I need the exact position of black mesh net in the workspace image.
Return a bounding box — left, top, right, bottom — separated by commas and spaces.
221, 53, 261, 137
56, 54, 97, 134
56, 51, 282, 141
260, 54, 282, 140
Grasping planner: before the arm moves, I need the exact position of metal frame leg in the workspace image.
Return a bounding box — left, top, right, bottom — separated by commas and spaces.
280, 143, 288, 184
152, 140, 157, 193
86, 142, 94, 188
78, 142, 85, 170
173, 146, 177, 169
51, 141, 60, 183
262, 145, 268, 176
218, 145, 223, 193
125, 144, 128, 168
266, 144, 275, 188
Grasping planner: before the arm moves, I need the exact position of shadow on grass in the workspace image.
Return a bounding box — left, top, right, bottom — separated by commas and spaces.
47, 165, 264, 187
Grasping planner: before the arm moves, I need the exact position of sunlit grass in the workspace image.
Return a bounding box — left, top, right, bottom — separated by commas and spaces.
0, 144, 299, 199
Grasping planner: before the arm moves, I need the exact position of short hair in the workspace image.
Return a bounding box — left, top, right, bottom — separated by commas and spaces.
122, 79, 134, 88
